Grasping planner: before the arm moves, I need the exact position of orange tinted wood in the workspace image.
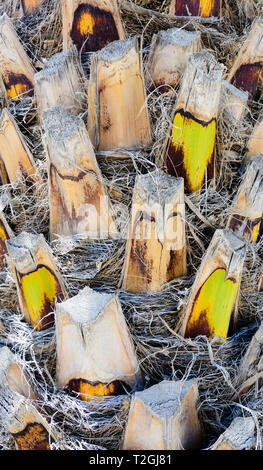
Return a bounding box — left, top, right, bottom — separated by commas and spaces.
170, 0, 221, 17
228, 19, 263, 99
0, 14, 34, 101
0, 109, 38, 185
21, 0, 43, 15
42, 106, 117, 240
146, 28, 201, 92
62, 0, 125, 53
88, 36, 151, 150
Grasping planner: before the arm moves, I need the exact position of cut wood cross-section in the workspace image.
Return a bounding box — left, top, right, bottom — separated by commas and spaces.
227, 155, 263, 243
34, 47, 86, 119
62, 0, 125, 53
247, 117, 263, 159
122, 380, 201, 450
210, 417, 255, 450
228, 18, 263, 99
181, 229, 246, 340
220, 80, 248, 125
162, 51, 223, 194
7, 401, 57, 450
88, 36, 151, 150
0, 13, 34, 102
42, 106, 117, 240
0, 346, 59, 450
122, 169, 186, 293
0, 108, 39, 185
170, 0, 221, 17
145, 27, 201, 93
0, 346, 36, 401
55, 286, 141, 401
6, 232, 66, 331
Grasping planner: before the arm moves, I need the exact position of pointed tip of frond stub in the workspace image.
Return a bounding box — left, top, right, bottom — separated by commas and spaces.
227, 155, 263, 243
170, 0, 221, 17
0, 346, 36, 400
62, 0, 125, 53
122, 379, 201, 450
122, 169, 186, 293
235, 321, 263, 395
21, 0, 43, 15
181, 229, 246, 341
88, 36, 151, 151
34, 47, 86, 120
220, 80, 248, 124
210, 417, 256, 450
6, 232, 66, 331
247, 118, 263, 159
42, 106, 118, 240
228, 18, 263, 99
0, 108, 39, 185
162, 50, 224, 194
0, 13, 34, 102
55, 286, 141, 401
3, 398, 58, 450
145, 27, 201, 93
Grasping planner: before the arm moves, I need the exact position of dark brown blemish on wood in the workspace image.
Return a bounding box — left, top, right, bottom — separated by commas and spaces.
164, 108, 215, 193
3, 72, 33, 99
174, 0, 220, 17
70, 3, 120, 53
13, 422, 52, 450
67, 378, 130, 399
230, 63, 263, 99
228, 214, 261, 242
166, 247, 185, 281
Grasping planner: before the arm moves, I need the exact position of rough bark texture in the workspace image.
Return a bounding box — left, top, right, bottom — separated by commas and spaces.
88, 36, 151, 151
122, 169, 186, 293
34, 47, 86, 119
122, 380, 201, 450
211, 417, 255, 450
55, 286, 141, 401
42, 106, 117, 240
145, 27, 201, 92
